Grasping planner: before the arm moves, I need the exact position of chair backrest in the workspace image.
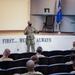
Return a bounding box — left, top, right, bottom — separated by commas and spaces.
0, 69, 6, 75
48, 55, 64, 65
0, 54, 2, 58
48, 63, 69, 74
35, 65, 48, 75
9, 53, 20, 60
7, 66, 27, 75
14, 58, 29, 67
64, 55, 70, 63
49, 50, 63, 56
21, 52, 36, 58
0, 61, 15, 69
67, 64, 73, 72
45, 15, 55, 26
38, 57, 49, 65
63, 50, 75, 55
42, 51, 50, 57
49, 72, 71, 75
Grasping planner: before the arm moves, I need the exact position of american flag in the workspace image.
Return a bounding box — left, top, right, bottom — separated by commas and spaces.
56, 0, 62, 25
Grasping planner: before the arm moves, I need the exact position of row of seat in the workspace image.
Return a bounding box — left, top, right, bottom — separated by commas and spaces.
42, 50, 75, 57
0, 63, 73, 75
39, 55, 71, 65
0, 55, 71, 69
0, 50, 74, 60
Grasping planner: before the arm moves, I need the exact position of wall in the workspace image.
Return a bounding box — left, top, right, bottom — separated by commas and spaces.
0, 0, 30, 30
30, 0, 75, 32
31, 0, 55, 15
62, 0, 75, 15
60, 0, 75, 32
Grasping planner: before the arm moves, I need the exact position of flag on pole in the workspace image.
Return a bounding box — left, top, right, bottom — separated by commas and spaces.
56, 0, 62, 25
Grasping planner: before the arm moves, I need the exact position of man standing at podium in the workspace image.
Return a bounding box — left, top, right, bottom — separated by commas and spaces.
24, 21, 39, 52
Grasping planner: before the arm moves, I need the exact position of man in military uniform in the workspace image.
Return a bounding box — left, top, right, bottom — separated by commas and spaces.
21, 60, 43, 75
24, 21, 39, 52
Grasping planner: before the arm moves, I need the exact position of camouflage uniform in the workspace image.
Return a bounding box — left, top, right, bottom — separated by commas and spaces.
21, 71, 43, 75
24, 26, 38, 52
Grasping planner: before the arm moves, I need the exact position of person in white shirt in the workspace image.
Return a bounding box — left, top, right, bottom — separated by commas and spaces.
71, 41, 75, 50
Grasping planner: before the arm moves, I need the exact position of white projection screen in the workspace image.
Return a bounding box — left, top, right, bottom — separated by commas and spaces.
0, 0, 30, 30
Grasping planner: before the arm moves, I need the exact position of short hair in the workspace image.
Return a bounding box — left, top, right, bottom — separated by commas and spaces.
73, 41, 75, 47
3, 48, 11, 56
36, 46, 42, 53
30, 55, 39, 62
26, 60, 35, 71
26, 60, 35, 67
70, 54, 75, 61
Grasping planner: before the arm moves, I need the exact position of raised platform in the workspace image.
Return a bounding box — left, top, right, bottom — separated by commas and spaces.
0, 34, 75, 54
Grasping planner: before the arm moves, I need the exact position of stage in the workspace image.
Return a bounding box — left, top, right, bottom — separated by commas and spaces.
0, 32, 75, 54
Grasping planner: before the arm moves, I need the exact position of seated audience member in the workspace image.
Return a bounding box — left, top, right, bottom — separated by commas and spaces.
30, 55, 39, 66
36, 46, 45, 58
71, 41, 75, 50
65, 54, 75, 65
0, 48, 13, 61
70, 61, 75, 74
20, 60, 43, 75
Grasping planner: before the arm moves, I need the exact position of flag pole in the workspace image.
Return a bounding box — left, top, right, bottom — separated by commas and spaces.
57, 22, 61, 35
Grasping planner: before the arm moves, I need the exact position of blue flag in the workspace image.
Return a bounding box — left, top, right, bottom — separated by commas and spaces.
56, 0, 62, 24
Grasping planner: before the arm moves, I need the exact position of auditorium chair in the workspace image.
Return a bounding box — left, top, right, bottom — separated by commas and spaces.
9, 53, 21, 60
35, 65, 48, 75
63, 50, 75, 55
48, 55, 64, 65
6, 66, 27, 75
0, 69, 6, 75
67, 64, 73, 72
0, 54, 2, 58
63, 54, 70, 63
38, 57, 49, 65
42, 51, 50, 57
14, 58, 29, 67
21, 52, 36, 58
49, 72, 71, 75
48, 63, 69, 74
0, 60, 15, 69
49, 50, 63, 56
42, 15, 55, 32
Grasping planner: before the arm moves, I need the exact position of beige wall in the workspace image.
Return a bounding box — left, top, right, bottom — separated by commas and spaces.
0, 0, 30, 30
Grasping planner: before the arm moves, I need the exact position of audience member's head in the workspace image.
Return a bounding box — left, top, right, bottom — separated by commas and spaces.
69, 54, 75, 61
36, 46, 43, 54
71, 41, 75, 50
0, 48, 13, 61
73, 41, 75, 47
26, 60, 35, 72
18, 60, 43, 75
3, 48, 11, 57
30, 55, 39, 65
36, 46, 45, 57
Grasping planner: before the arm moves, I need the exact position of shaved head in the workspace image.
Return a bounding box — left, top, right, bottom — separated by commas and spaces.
3, 48, 10, 56
26, 60, 35, 71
